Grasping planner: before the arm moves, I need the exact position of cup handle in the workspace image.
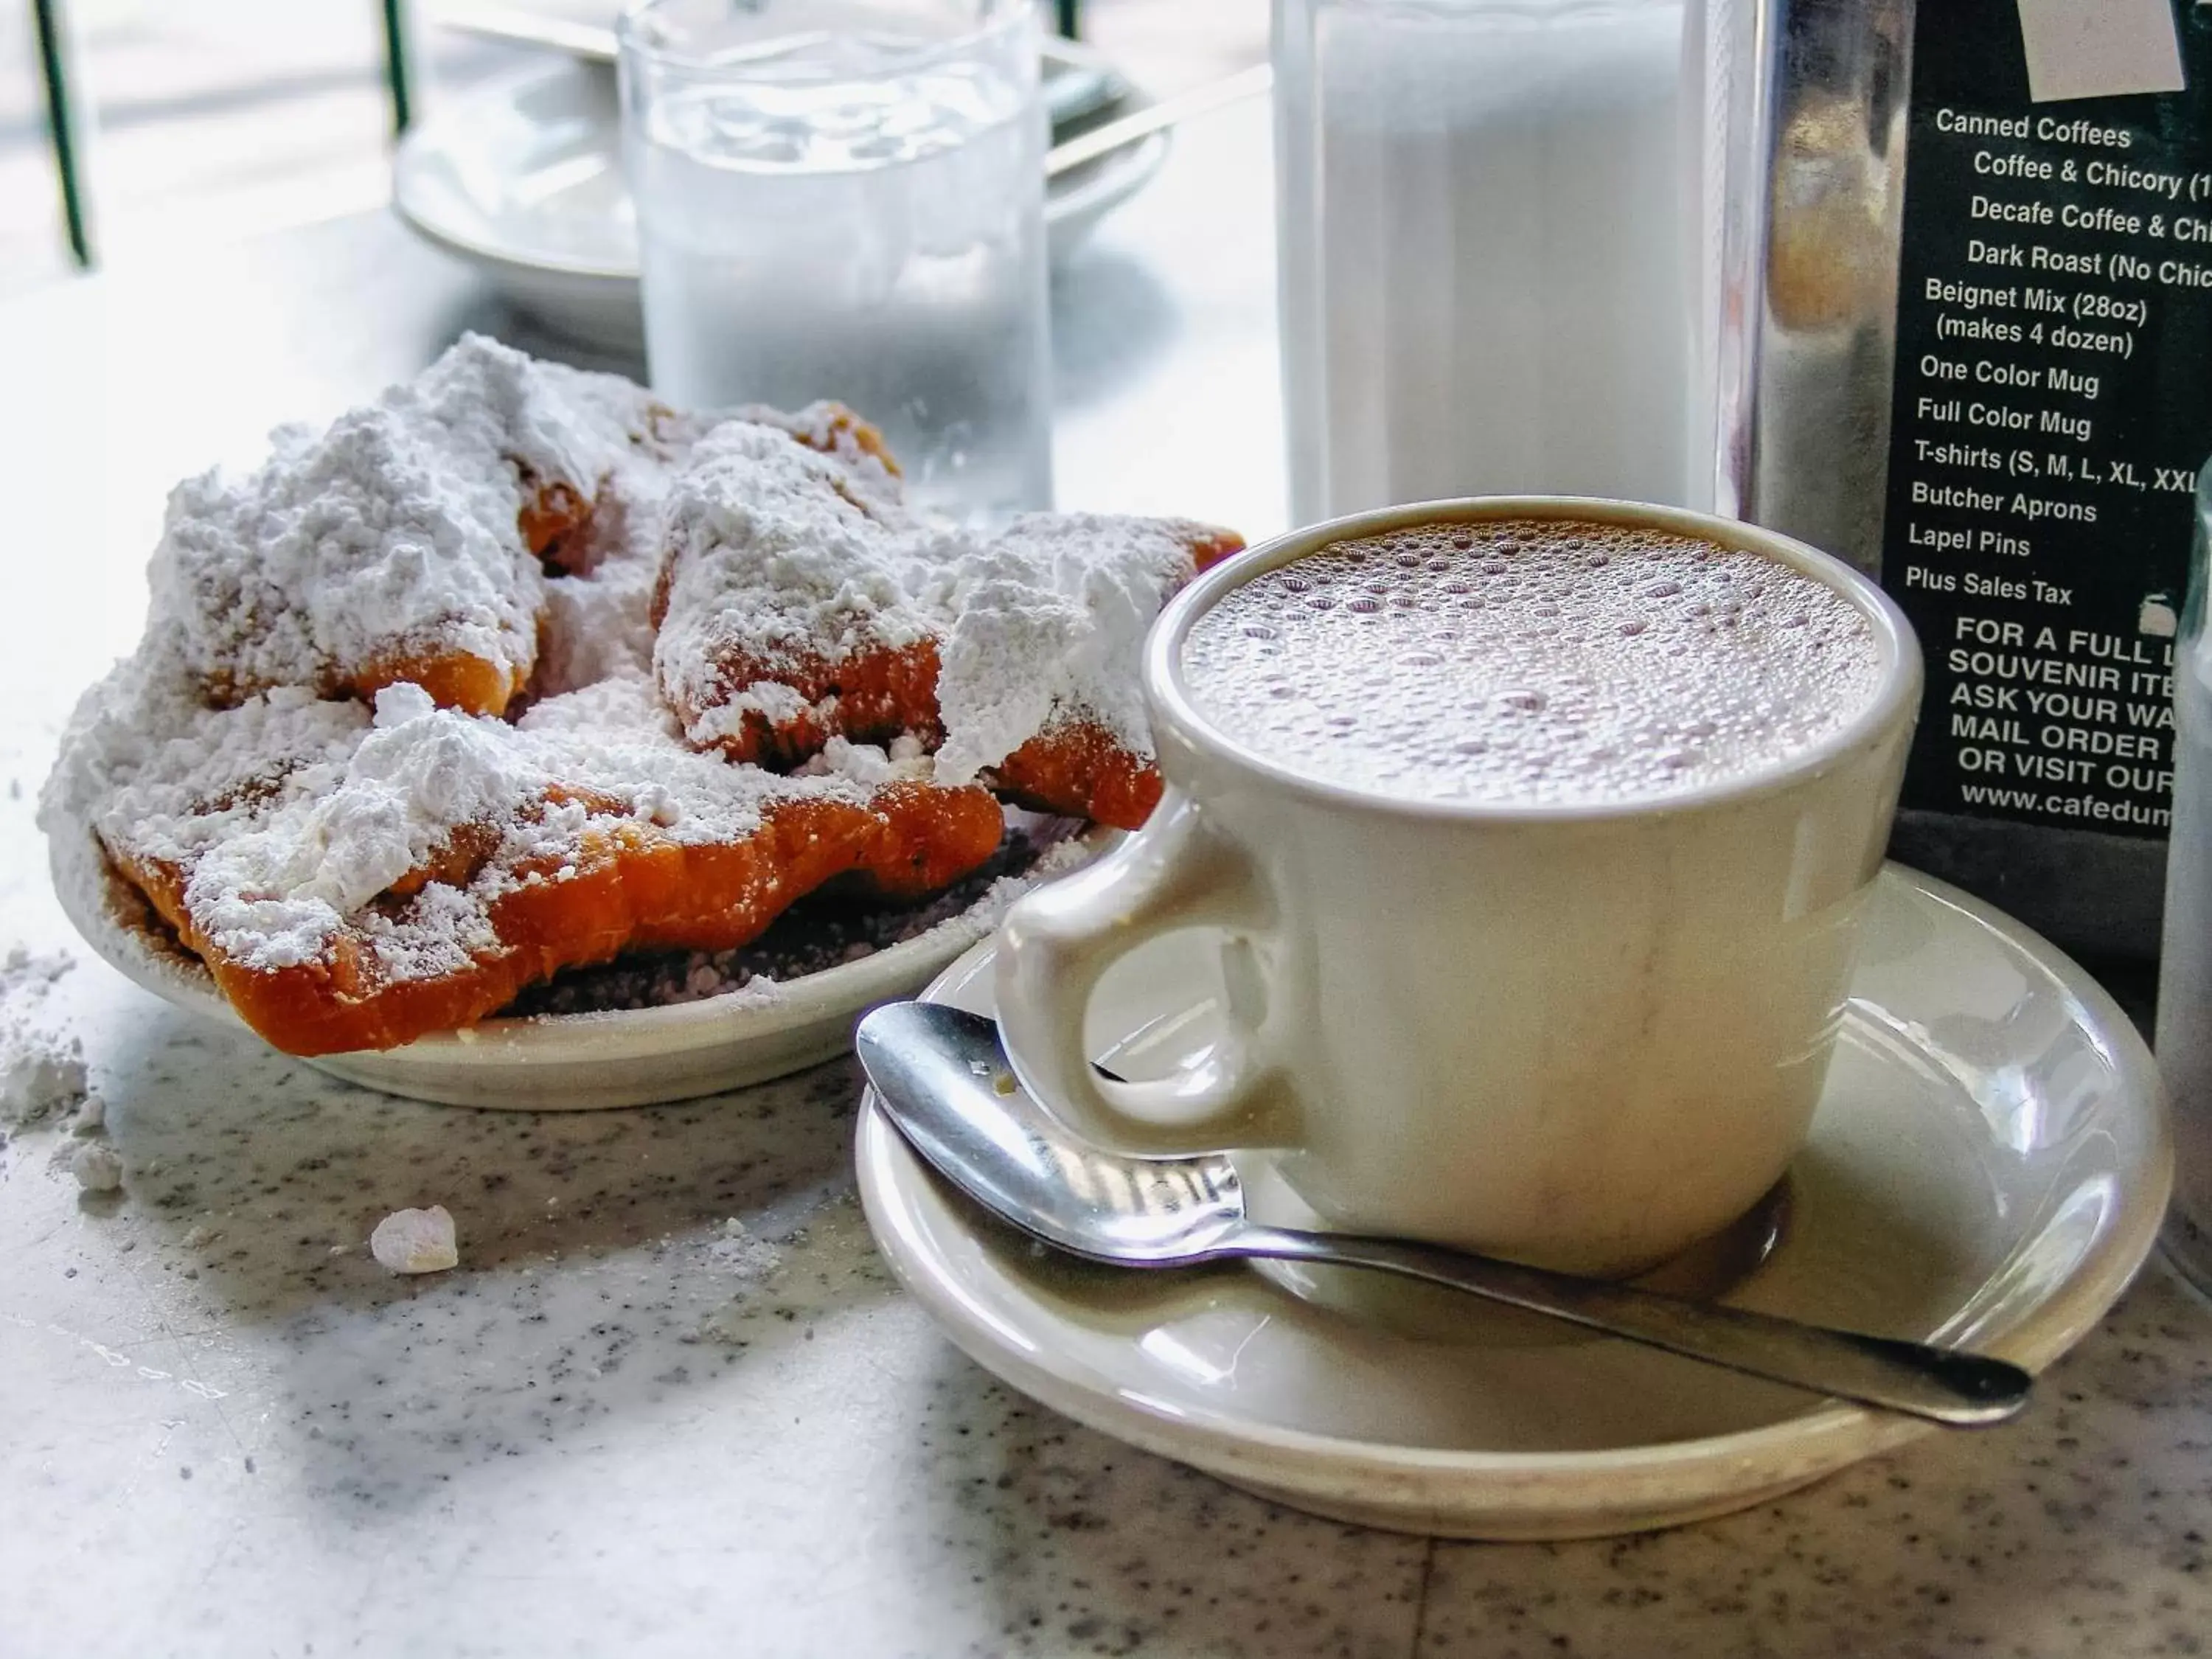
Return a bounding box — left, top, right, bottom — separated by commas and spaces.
995, 790, 1292, 1155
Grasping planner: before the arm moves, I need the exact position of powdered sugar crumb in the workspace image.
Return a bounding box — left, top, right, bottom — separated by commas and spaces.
1, 1036, 85, 1130
369, 1206, 459, 1273
1, 947, 74, 999
69, 1142, 123, 1194
1, 948, 86, 1130
703, 1216, 783, 1281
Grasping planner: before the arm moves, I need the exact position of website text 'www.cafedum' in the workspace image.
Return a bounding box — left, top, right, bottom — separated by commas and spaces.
1958, 782, 2171, 829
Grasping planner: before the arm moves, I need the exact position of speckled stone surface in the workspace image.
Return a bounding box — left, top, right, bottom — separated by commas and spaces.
6, 101, 2212, 1659
5, 900, 2211, 1659
1414, 1273, 2212, 1658
0, 1023, 1428, 1658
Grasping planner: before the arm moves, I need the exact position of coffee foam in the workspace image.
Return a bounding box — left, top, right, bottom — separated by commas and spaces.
1180, 519, 1885, 807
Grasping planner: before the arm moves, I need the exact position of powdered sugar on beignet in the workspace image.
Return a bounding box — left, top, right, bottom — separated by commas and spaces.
921, 512, 1238, 784
41, 339, 1240, 1052
54, 661, 1004, 1050
151, 334, 669, 716
649, 425, 1244, 825
650, 417, 935, 762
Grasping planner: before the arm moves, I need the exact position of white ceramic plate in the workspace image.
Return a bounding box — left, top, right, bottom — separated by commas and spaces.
393, 55, 1170, 353
855, 863, 2171, 1540
51, 823, 1105, 1110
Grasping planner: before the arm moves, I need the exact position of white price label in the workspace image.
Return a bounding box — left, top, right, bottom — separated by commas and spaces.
2016, 0, 2185, 102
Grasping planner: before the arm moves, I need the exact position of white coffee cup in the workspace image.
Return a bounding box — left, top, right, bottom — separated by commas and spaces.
995, 498, 1922, 1277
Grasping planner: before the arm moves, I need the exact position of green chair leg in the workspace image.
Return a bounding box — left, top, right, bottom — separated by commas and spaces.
380, 0, 412, 134
31, 0, 92, 267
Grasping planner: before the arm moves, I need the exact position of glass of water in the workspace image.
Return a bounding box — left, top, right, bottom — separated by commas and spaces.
618, 0, 1052, 526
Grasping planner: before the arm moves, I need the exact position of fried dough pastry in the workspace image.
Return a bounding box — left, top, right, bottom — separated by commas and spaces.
917, 512, 1245, 827
650, 421, 1242, 827
74, 678, 1003, 1054
152, 335, 678, 717
44, 343, 1242, 1054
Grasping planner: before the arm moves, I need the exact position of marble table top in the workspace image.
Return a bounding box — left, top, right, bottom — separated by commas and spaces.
3, 97, 2210, 1659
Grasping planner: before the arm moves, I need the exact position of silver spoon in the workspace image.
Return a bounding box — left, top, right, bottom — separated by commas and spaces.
855, 1001, 2032, 1427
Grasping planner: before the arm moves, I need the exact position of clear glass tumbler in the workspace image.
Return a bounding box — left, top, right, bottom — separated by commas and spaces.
2157, 456, 2212, 1299
618, 0, 1052, 527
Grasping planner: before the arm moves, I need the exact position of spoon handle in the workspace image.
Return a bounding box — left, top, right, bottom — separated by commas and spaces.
1231, 1225, 2030, 1426
1045, 64, 1275, 179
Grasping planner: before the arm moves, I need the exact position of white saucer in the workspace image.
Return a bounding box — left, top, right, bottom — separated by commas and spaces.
51, 823, 1105, 1110
393, 54, 1171, 354
855, 863, 2171, 1539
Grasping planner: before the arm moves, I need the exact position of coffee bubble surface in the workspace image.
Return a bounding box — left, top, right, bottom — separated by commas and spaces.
1180, 519, 1885, 807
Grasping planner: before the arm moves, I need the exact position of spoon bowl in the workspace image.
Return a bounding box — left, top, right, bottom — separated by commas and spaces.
854, 998, 1248, 1264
